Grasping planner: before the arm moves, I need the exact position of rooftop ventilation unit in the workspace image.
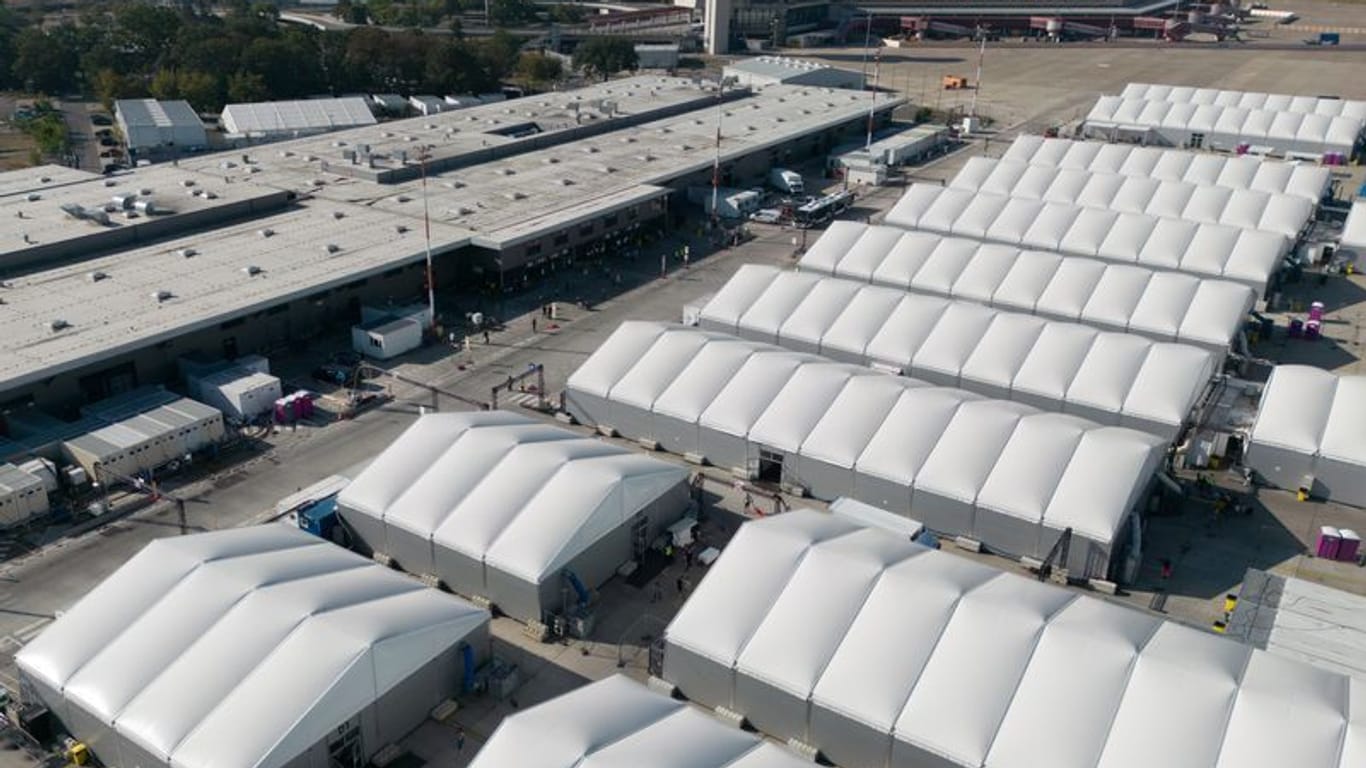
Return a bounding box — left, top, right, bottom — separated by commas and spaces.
180, 179, 195, 187
395, 195, 411, 203
50, 319, 70, 332
112, 194, 137, 209
558, 179, 574, 187
243, 265, 263, 276
88, 271, 108, 282
504, 191, 527, 201
599, 166, 616, 174
104, 180, 117, 188
178, 248, 196, 258
202, 191, 217, 200
60, 203, 86, 220
304, 155, 317, 162
85, 209, 110, 225
152, 290, 173, 303
332, 211, 346, 220
258, 228, 274, 238
457, 206, 476, 215
620, 136, 637, 144
38, 176, 51, 183
133, 200, 156, 214
26, 193, 39, 202
324, 243, 340, 254
543, 157, 559, 165
395, 224, 409, 234
332, 140, 348, 148
497, 168, 515, 176
582, 146, 599, 154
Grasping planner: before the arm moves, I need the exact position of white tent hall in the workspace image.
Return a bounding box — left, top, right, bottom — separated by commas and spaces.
1246, 365, 1366, 507
565, 322, 1166, 578
16, 525, 490, 768
798, 221, 1255, 354
883, 184, 1289, 294
337, 411, 690, 622
1084, 84, 1366, 159
948, 156, 1314, 239
663, 509, 1366, 768
1000, 135, 1332, 202
469, 675, 811, 768
698, 265, 1215, 441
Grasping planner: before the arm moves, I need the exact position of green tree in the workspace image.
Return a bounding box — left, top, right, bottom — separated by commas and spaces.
550, 4, 585, 24
91, 68, 145, 111
516, 52, 562, 88
113, 3, 183, 69
0, 6, 26, 90
334, 0, 370, 24
488, 0, 537, 27
226, 71, 269, 103
12, 26, 80, 94
572, 37, 636, 81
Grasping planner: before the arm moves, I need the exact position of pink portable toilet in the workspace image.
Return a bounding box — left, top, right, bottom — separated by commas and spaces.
1305, 319, 1322, 340
1338, 529, 1360, 563
1317, 526, 1342, 559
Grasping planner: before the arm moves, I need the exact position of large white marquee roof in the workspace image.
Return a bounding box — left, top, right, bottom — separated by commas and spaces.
799, 221, 1255, 352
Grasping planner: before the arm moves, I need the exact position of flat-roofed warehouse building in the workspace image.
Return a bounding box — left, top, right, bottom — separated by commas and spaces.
337, 411, 691, 623
798, 221, 1256, 355
470, 675, 813, 768
1000, 135, 1332, 202
884, 184, 1289, 294
698, 264, 1215, 441
0, 83, 897, 409
15, 525, 491, 768
221, 97, 378, 140
565, 322, 1166, 579
0, 165, 100, 200
662, 509, 1366, 768
947, 156, 1315, 239
1246, 365, 1366, 507
114, 99, 208, 155
1083, 83, 1366, 160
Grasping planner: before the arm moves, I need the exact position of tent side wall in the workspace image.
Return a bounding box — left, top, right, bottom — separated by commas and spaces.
795, 455, 857, 501
336, 504, 388, 559
663, 640, 737, 712
1314, 456, 1366, 509
488, 481, 690, 623
734, 676, 812, 745
810, 707, 893, 768
384, 523, 438, 579
1245, 441, 1315, 492
433, 546, 487, 608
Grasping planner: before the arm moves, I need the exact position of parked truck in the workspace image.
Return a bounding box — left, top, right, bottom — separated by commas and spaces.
769, 168, 805, 195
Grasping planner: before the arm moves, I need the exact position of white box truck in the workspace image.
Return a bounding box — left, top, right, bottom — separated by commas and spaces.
769, 168, 804, 195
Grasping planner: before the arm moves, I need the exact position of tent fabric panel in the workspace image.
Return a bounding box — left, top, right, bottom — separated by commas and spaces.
1044, 427, 1164, 543
797, 221, 868, 275
699, 264, 785, 332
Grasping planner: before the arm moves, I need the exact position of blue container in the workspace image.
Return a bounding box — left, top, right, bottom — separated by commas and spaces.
297, 496, 339, 539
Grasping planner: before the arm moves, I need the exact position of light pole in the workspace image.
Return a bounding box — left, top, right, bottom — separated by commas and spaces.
711, 76, 737, 231
419, 146, 436, 333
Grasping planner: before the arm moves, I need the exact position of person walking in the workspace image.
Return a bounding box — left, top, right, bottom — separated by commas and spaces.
483, 329, 490, 344
531, 317, 537, 333
455, 726, 466, 753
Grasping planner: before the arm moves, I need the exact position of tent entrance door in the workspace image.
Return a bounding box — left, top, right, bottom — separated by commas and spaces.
328, 717, 364, 768
630, 516, 649, 560
757, 450, 783, 484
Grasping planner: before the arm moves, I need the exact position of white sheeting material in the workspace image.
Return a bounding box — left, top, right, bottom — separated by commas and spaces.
469, 676, 810, 768
664, 510, 1366, 768
566, 322, 1165, 566
339, 411, 687, 582
951, 157, 1312, 238
885, 184, 1287, 293
15, 526, 488, 768
1001, 135, 1331, 202
798, 222, 1253, 353
700, 265, 1213, 440
1247, 365, 1366, 507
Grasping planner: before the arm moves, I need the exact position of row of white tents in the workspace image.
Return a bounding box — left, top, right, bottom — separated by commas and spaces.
797, 221, 1254, 354
948, 156, 1313, 238
1247, 365, 1366, 508
337, 411, 690, 623
663, 510, 1366, 768
566, 321, 1166, 580
699, 265, 1215, 440
1000, 135, 1332, 202
884, 184, 1288, 293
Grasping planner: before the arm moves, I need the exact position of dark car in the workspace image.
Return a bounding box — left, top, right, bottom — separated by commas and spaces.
329, 351, 362, 368
98, 137, 117, 147
101, 163, 126, 175
90, 114, 113, 126
311, 363, 351, 385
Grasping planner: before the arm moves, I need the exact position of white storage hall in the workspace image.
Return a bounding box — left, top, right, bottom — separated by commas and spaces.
948, 156, 1314, 239
565, 322, 1166, 579
0, 462, 49, 528
469, 675, 812, 768
698, 265, 1215, 441
16, 525, 490, 768
883, 184, 1289, 294
1084, 84, 1366, 159
337, 410, 690, 623
1246, 365, 1366, 507
1000, 135, 1332, 202
663, 509, 1366, 768
798, 221, 1255, 354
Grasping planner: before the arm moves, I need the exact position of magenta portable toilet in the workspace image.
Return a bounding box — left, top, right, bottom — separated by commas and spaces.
1317, 526, 1342, 559
1309, 301, 1325, 322
1338, 529, 1360, 563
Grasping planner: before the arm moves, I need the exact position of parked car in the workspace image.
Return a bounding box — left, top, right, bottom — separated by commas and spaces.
90, 114, 113, 126
98, 137, 118, 147
749, 208, 784, 224
311, 363, 351, 385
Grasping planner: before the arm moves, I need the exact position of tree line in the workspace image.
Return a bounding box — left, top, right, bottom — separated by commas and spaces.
0, 1, 540, 112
